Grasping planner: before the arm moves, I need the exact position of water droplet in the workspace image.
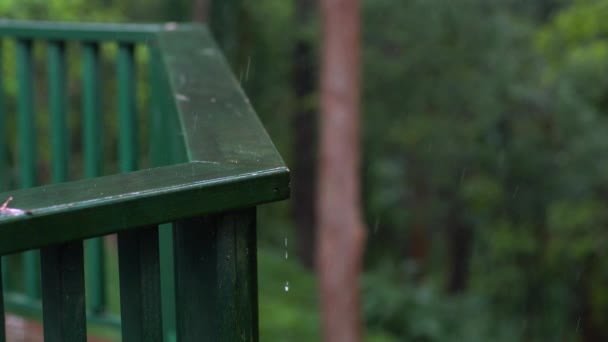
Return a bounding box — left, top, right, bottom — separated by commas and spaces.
285, 251, 288, 259
284, 281, 289, 292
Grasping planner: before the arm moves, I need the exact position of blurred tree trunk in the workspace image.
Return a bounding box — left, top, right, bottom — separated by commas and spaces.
446, 201, 472, 294
317, 0, 366, 341
164, 0, 188, 21
209, 0, 240, 66
577, 255, 607, 340
408, 164, 430, 281
192, 0, 210, 22
292, 0, 317, 269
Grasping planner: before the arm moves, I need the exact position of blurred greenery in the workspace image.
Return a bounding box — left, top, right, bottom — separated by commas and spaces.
4, 0, 608, 341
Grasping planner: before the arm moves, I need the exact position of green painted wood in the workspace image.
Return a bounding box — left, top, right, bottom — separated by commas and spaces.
172, 215, 218, 341
0, 22, 290, 342
149, 46, 187, 167
23, 251, 40, 299
155, 28, 286, 169
17, 38, 40, 299
0, 20, 165, 42
1, 257, 6, 292
0, 162, 287, 255
219, 207, 258, 341
118, 42, 138, 173
48, 40, 68, 182
83, 42, 102, 178
149, 45, 181, 342
149, 47, 165, 167
17, 39, 36, 189
118, 226, 162, 342
172, 208, 258, 341
234, 207, 259, 341
85, 238, 104, 313
82, 41, 105, 313
40, 241, 87, 342
158, 224, 176, 342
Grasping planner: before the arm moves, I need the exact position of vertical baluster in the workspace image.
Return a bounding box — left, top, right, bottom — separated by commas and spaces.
172, 208, 258, 341
48, 40, 68, 182
16, 40, 35, 187
83, 43, 102, 177
149, 47, 164, 167
17, 39, 40, 299
118, 42, 137, 173
172, 215, 218, 341
82, 42, 105, 313
40, 241, 87, 341
149, 46, 178, 342
118, 226, 163, 342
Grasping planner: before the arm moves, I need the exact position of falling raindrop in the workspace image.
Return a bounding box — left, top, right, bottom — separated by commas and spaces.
284, 238, 289, 291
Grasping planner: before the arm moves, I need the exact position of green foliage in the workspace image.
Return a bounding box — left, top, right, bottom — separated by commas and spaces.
0, 0, 123, 21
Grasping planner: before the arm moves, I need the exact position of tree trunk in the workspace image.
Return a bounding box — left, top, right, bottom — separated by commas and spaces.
317, 0, 366, 341
577, 256, 607, 341
292, 0, 317, 269
446, 202, 472, 294
192, 0, 210, 22
407, 163, 430, 281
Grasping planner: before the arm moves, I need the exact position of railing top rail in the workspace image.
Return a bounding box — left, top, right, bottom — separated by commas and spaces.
0, 21, 289, 255
0, 19, 197, 42
156, 27, 286, 168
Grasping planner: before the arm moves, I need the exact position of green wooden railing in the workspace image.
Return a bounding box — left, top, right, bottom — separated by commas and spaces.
0, 20, 289, 342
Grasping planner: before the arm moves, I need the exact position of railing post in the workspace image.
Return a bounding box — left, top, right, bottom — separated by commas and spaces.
172, 207, 258, 342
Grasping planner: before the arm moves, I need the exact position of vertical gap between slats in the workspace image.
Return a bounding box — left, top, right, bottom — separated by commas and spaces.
82, 41, 105, 314
17, 38, 40, 300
